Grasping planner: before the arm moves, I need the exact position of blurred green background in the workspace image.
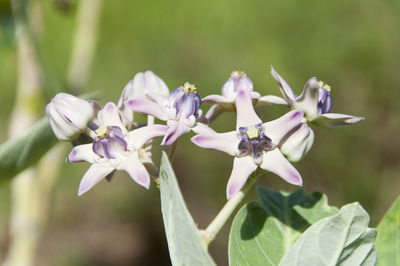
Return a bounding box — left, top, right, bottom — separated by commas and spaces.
1, 0, 400, 265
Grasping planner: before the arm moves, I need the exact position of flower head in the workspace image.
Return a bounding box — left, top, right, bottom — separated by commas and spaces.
202, 71, 261, 123
67, 102, 168, 195
46, 93, 95, 141
259, 66, 364, 126
126, 82, 203, 145
192, 88, 303, 199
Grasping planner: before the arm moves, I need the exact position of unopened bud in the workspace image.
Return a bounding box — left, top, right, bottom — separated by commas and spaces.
46, 93, 94, 141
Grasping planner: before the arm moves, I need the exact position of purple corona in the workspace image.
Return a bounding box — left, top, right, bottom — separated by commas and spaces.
126, 82, 205, 146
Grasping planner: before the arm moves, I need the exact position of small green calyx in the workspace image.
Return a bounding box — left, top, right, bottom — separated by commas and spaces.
246, 126, 260, 139
182, 82, 197, 94
318, 80, 331, 92
95, 126, 110, 139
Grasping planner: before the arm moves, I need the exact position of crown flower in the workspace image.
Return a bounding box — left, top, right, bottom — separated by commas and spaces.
192, 88, 303, 199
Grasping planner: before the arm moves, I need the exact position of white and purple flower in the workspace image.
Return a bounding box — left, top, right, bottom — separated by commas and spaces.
46, 93, 95, 141
126, 82, 203, 145
258, 66, 365, 162
192, 88, 303, 199
202, 71, 261, 123
67, 102, 168, 195
260, 66, 365, 126
117, 71, 169, 127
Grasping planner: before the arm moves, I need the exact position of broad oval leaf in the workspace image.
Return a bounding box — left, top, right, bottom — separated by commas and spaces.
279, 202, 377, 266
376, 196, 400, 266
159, 152, 216, 266
0, 117, 57, 183
229, 187, 338, 266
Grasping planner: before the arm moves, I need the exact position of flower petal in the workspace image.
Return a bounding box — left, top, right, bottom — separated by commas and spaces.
68, 144, 96, 163
235, 89, 262, 128
260, 149, 302, 186
280, 123, 314, 162
161, 120, 191, 146
294, 77, 320, 120
202, 94, 231, 105
191, 131, 238, 156
257, 95, 289, 106
270, 66, 295, 102
127, 124, 168, 149
191, 122, 216, 134
117, 152, 150, 189
263, 110, 304, 145
125, 98, 168, 121
78, 164, 114, 196
315, 113, 365, 127
226, 156, 257, 199
98, 102, 126, 132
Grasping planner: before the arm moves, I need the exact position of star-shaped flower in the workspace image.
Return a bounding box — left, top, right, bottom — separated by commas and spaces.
67, 102, 168, 195
192, 88, 303, 199
126, 82, 204, 145
259, 66, 365, 126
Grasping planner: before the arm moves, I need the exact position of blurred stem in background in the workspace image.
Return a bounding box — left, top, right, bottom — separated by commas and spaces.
67, 0, 102, 93
3, 0, 102, 265
4, 0, 44, 265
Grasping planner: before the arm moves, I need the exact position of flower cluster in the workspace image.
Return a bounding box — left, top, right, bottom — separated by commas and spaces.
46, 68, 363, 198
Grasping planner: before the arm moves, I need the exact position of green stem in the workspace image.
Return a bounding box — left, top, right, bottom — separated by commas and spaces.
168, 140, 178, 162
200, 172, 261, 247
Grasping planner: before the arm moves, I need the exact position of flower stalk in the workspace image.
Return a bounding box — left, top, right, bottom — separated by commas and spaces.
200, 171, 261, 247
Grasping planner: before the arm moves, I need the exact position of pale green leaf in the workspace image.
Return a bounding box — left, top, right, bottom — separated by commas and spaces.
376, 196, 400, 265
279, 202, 377, 266
159, 152, 216, 266
229, 188, 338, 266
0, 117, 57, 183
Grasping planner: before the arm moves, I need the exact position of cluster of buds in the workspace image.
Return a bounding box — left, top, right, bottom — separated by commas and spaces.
46, 68, 364, 198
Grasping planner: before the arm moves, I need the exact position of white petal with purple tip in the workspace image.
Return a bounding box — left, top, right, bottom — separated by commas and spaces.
117, 152, 150, 189
270, 66, 295, 102
202, 94, 233, 107
316, 113, 365, 127
191, 131, 238, 156
126, 98, 168, 121
127, 124, 168, 149
78, 164, 114, 196
260, 149, 302, 186
263, 110, 304, 145
226, 156, 257, 199
235, 89, 262, 128
257, 95, 289, 106
68, 144, 96, 163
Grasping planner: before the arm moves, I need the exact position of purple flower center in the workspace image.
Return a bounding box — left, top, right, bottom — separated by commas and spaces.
92, 126, 127, 159
169, 82, 201, 119
317, 81, 332, 114
237, 123, 273, 161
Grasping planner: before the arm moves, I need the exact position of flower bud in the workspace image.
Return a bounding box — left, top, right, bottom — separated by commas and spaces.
46, 93, 94, 141
222, 71, 254, 100
280, 123, 314, 162
118, 71, 169, 126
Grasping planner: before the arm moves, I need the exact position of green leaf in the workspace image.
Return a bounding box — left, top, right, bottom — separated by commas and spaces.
229, 187, 338, 266
159, 152, 216, 266
376, 196, 400, 265
0, 117, 57, 183
279, 202, 377, 266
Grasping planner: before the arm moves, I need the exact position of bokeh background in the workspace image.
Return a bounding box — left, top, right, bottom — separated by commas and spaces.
1, 0, 400, 265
